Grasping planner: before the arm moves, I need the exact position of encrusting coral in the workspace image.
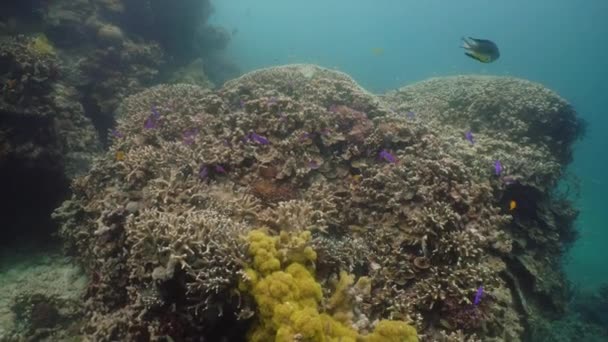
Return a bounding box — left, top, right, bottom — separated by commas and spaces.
53, 64, 584, 341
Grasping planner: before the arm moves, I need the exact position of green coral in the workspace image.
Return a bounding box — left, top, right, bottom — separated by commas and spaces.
27, 34, 55, 56
241, 229, 418, 342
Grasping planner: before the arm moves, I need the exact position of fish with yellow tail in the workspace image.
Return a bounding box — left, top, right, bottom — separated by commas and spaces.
115, 150, 126, 161
461, 37, 500, 63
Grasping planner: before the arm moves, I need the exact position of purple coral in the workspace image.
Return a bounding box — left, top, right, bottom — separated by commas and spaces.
378, 149, 397, 163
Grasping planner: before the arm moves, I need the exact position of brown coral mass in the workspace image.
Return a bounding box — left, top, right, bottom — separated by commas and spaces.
258, 164, 280, 179
413, 256, 431, 270
250, 179, 296, 202
333, 105, 373, 144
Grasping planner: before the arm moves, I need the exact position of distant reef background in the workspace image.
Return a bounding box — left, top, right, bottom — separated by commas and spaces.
0, 0, 239, 247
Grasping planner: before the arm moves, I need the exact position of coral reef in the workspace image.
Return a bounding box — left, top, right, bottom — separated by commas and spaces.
53, 65, 584, 340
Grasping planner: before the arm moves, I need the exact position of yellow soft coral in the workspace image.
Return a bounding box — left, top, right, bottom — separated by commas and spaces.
248, 230, 281, 275
363, 320, 419, 342
242, 229, 418, 342
326, 271, 356, 324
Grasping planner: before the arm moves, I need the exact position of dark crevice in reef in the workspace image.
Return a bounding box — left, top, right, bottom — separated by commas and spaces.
0, 112, 70, 248
0, 164, 68, 247
501, 184, 541, 222
0, 157, 70, 248
79, 86, 114, 148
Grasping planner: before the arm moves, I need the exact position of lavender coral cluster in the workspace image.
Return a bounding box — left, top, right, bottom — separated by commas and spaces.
54, 64, 583, 341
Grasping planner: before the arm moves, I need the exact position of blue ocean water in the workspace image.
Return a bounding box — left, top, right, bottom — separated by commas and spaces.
211, 0, 608, 290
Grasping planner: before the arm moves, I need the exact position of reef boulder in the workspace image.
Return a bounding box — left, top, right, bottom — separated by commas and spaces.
53, 65, 584, 341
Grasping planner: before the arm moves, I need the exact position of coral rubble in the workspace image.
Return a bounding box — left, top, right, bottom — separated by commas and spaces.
53, 65, 584, 341
0, 249, 87, 340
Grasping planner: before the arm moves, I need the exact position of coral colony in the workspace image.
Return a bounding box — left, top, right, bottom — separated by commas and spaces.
51, 65, 585, 341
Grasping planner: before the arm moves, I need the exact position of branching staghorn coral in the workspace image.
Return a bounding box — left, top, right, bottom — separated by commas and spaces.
256, 199, 328, 233
126, 209, 248, 309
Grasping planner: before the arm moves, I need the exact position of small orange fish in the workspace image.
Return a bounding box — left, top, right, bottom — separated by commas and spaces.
115, 150, 126, 161
509, 200, 517, 211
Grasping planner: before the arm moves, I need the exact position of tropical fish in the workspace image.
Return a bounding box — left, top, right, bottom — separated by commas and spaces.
509, 200, 517, 211
247, 132, 270, 145
502, 176, 517, 185
214, 165, 226, 174
379, 149, 397, 163
465, 130, 474, 144
473, 286, 484, 306
110, 129, 123, 139
461, 37, 500, 63
494, 160, 502, 176
115, 150, 125, 161
198, 165, 209, 180
308, 160, 320, 170
151, 105, 161, 118
144, 116, 158, 129
371, 47, 385, 56
144, 106, 162, 129
299, 132, 313, 142
182, 129, 198, 145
